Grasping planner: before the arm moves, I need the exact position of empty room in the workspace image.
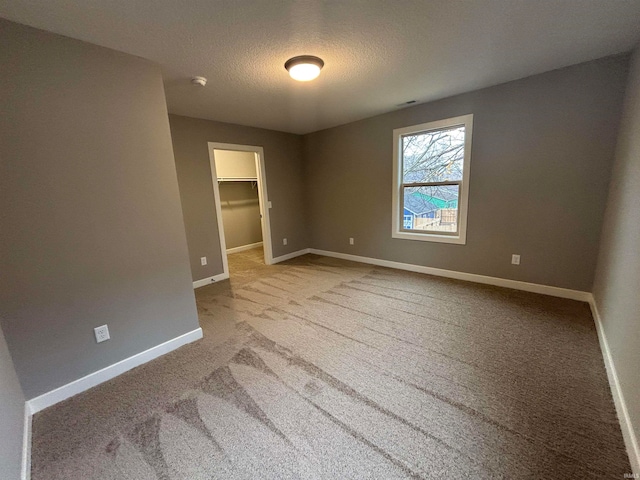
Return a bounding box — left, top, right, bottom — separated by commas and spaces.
1, 1, 639, 479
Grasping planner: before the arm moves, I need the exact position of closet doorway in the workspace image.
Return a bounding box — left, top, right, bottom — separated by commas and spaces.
207, 143, 273, 279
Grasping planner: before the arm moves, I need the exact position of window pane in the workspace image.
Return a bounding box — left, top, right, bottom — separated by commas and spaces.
402, 126, 465, 183
402, 185, 459, 233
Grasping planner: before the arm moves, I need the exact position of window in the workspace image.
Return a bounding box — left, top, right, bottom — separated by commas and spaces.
392, 114, 473, 244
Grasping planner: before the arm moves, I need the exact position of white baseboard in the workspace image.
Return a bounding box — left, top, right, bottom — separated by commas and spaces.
589, 297, 639, 475
226, 242, 263, 255
309, 249, 591, 301
271, 248, 311, 264
27, 327, 203, 414
193, 272, 229, 289
21, 405, 31, 480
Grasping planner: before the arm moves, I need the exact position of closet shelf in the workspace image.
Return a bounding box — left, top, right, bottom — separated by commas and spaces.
217, 177, 258, 182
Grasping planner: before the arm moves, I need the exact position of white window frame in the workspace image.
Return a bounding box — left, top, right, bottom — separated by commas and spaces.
392, 114, 473, 244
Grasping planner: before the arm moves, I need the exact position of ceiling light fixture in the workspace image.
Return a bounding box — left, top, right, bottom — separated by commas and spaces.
284, 55, 324, 82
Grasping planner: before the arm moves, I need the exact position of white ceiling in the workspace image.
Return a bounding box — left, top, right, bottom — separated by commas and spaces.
2, 1, 640, 134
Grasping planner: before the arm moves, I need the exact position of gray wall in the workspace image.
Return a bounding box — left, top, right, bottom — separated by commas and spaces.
219, 182, 263, 250
214, 150, 258, 179
593, 44, 640, 460
0, 325, 25, 480
169, 115, 307, 281
304, 56, 629, 291
0, 20, 199, 399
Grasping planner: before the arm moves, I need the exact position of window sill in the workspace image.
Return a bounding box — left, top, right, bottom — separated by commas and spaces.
392, 230, 467, 245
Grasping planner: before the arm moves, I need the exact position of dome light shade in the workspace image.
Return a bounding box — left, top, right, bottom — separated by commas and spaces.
285, 55, 324, 81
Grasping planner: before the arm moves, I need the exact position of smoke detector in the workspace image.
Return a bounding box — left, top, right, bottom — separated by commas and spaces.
191, 76, 207, 87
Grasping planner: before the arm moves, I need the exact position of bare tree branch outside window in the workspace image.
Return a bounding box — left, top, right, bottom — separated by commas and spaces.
400, 125, 466, 233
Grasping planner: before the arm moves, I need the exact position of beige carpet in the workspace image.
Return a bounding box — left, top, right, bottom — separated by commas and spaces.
31, 249, 630, 479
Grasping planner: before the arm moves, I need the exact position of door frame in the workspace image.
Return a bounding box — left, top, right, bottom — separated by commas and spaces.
207, 143, 274, 278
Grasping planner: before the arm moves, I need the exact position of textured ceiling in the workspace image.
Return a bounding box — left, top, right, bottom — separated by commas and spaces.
2, 1, 640, 134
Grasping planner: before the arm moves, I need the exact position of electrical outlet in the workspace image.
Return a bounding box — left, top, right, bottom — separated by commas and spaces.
94, 325, 110, 343
511, 254, 521, 265
349, 237, 354, 245
200, 256, 207, 266
283, 238, 287, 246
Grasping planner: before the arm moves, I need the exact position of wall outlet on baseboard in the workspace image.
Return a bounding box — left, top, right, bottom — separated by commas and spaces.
511, 254, 521, 265
200, 256, 207, 266
283, 238, 288, 246
349, 237, 354, 245
94, 325, 110, 343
